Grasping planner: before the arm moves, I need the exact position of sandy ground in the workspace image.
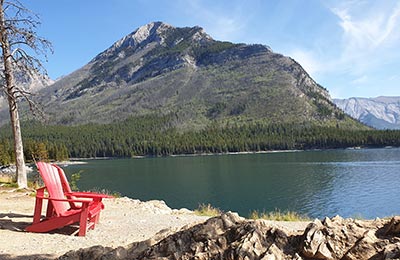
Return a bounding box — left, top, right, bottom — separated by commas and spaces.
0, 188, 309, 260
0, 189, 209, 259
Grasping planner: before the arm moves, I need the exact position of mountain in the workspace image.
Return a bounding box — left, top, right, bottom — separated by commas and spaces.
334, 97, 400, 129
0, 68, 53, 111
9, 22, 362, 129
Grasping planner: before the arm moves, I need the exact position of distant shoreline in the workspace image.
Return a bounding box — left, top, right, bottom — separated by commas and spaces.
68, 149, 303, 161
71, 146, 399, 161
168, 149, 303, 158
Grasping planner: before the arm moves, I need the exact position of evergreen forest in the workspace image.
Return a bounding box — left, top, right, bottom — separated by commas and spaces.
1, 115, 400, 165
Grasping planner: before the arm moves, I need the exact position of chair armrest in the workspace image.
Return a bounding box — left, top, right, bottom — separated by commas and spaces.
66, 191, 114, 199
35, 195, 94, 204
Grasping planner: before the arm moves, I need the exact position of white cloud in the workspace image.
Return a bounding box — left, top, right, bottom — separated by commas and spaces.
284, 1, 400, 98
331, 1, 400, 72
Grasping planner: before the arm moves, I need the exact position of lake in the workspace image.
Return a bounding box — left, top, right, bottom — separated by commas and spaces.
62, 148, 400, 219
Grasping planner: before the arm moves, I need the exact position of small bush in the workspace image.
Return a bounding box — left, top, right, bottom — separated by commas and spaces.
194, 203, 222, 217
249, 209, 310, 221
70, 171, 82, 191
88, 187, 121, 198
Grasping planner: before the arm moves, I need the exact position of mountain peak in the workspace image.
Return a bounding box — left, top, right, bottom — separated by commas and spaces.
94, 22, 213, 61
126, 21, 172, 46
95, 22, 171, 59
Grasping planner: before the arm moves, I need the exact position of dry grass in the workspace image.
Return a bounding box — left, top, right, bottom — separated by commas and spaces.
194, 203, 222, 217
249, 209, 310, 221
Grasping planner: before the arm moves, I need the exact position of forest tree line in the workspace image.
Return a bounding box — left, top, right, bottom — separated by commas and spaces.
1, 115, 400, 165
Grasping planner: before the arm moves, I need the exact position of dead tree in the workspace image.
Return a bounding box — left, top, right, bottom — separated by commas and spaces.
0, 0, 52, 188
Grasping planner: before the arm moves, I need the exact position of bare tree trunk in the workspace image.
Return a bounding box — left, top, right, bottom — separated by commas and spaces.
0, 1, 27, 188
8, 102, 27, 188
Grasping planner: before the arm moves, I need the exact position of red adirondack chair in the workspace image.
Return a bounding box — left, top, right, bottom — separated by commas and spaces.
26, 162, 112, 236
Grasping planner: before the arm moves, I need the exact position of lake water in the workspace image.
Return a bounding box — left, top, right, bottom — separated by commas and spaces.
62, 148, 400, 219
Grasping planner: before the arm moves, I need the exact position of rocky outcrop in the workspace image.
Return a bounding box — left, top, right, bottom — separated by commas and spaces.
0, 165, 33, 182
301, 216, 400, 259
58, 213, 400, 260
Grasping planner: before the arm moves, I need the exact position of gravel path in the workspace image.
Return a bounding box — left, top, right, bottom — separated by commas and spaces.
0, 189, 209, 259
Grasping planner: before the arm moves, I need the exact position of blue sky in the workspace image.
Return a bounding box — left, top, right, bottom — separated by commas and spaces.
22, 0, 400, 98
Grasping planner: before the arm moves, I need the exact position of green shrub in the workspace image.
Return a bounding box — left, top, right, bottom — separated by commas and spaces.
70, 171, 82, 191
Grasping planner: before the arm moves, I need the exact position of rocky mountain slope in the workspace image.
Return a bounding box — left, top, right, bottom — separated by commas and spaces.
334, 97, 400, 129
0, 68, 53, 112
4, 22, 362, 129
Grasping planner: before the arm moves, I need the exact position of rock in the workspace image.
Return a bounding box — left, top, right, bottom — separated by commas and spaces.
342, 230, 379, 260
58, 245, 118, 260
144, 200, 173, 214
172, 208, 194, 215
58, 214, 400, 260
99, 247, 128, 260
383, 243, 400, 259
0, 165, 33, 175
128, 212, 299, 260
385, 217, 400, 236
261, 244, 284, 260
0, 165, 34, 183
302, 220, 321, 256
300, 216, 396, 260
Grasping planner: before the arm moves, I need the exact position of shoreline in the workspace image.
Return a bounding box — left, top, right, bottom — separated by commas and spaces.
76, 146, 400, 160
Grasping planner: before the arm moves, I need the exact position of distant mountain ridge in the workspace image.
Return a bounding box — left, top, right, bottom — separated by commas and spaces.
1, 22, 363, 129
334, 96, 400, 129
0, 67, 53, 111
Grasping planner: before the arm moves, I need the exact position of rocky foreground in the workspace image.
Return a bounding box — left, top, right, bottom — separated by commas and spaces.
60, 212, 400, 260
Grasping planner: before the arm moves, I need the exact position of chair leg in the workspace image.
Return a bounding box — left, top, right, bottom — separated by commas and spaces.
46, 201, 55, 218
32, 188, 46, 224
32, 197, 44, 224
94, 212, 100, 224
88, 213, 100, 230
78, 203, 89, 236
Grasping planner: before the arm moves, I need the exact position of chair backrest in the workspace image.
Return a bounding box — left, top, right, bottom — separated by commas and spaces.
36, 162, 70, 215
52, 164, 73, 193
52, 163, 77, 208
